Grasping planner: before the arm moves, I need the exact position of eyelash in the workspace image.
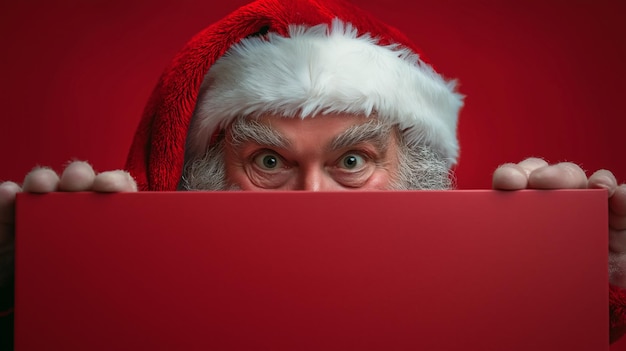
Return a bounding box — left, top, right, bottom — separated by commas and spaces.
336, 150, 374, 170
341, 148, 376, 161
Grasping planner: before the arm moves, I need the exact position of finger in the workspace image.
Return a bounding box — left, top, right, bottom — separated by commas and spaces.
492, 158, 549, 190
517, 157, 549, 176
527, 162, 587, 189
0, 182, 19, 253
588, 169, 618, 196
0, 181, 21, 225
22, 167, 60, 193
609, 184, 626, 230
610, 184, 626, 217
59, 161, 96, 192
492, 163, 528, 190
610, 227, 626, 252
92, 170, 137, 192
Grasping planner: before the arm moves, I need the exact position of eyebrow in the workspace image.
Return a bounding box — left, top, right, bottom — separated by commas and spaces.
229, 116, 393, 153
329, 119, 393, 153
229, 117, 291, 149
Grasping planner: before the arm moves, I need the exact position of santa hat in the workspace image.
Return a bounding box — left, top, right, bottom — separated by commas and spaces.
125, 0, 463, 191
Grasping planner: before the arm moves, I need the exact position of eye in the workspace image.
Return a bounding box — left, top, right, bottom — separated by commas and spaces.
339, 153, 366, 170
253, 151, 283, 171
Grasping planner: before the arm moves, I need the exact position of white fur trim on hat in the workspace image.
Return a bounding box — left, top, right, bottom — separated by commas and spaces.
188, 19, 464, 166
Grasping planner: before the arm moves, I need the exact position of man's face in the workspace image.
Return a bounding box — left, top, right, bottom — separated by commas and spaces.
180, 113, 452, 191
223, 113, 400, 191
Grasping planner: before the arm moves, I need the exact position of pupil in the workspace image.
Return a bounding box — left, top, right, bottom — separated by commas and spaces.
263, 155, 277, 168
345, 156, 357, 168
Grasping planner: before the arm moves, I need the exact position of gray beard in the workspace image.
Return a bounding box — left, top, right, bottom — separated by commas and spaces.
178, 140, 231, 191
391, 141, 454, 190
178, 139, 453, 191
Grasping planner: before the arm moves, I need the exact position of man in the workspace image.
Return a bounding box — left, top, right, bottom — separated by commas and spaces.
1, 0, 625, 346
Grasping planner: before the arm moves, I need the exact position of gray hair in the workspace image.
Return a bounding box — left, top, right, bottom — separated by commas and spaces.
178, 139, 229, 191
391, 133, 455, 190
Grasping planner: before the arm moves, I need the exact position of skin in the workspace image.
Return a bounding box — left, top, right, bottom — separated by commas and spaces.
0, 115, 625, 287
223, 114, 399, 191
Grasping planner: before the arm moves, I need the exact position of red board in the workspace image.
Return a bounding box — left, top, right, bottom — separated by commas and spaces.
1, 1, 625, 189
15, 191, 607, 350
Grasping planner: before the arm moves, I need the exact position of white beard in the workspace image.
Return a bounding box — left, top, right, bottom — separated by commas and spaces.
178, 140, 230, 191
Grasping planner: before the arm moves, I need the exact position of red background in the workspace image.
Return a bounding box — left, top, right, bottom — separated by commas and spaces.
0, 0, 625, 189
1, 1, 626, 348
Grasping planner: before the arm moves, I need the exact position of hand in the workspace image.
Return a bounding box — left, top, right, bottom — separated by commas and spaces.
492, 157, 626, 288
0, 161, 137, 287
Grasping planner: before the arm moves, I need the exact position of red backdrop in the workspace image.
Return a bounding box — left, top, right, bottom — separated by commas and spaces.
0, 0, 624, 189
2, 1, 626, 348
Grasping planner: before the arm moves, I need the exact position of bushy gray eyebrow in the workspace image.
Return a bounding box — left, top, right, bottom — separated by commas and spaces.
329, 119, 393, 152
229, 117, 291, 149
228, 116, 393, 153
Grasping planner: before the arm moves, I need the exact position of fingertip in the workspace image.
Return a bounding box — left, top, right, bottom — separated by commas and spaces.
0, 181, 21, 205
492, 164, 528, 190
609, 184, 626, 216
528, 163, 587, 189
0, 181, 21, 196
59, 161, 97, 191
0, 182, 21, 224
22, 167, 60, 193
517, 157, 549, 176
127, 173, 138, 192
588, 169, 618, 195
93, 170, 138, 192
122, 171, 138, 192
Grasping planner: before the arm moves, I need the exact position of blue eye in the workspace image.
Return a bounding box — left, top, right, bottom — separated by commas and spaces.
254, 152, 283, 170
340, 154, 365, 170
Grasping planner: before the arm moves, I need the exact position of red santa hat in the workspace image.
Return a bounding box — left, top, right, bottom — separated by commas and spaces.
125, 0, 463, 191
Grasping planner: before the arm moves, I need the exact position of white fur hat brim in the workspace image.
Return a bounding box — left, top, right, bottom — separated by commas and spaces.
188, 19, 463, 166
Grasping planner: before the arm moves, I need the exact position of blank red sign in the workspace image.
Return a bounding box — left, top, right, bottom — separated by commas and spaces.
15, 190, 607, 350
